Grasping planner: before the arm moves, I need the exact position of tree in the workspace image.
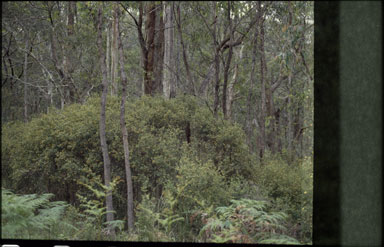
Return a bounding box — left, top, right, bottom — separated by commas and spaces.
163, 1, 175, 99
115, 3, 135, 231
95, 3, 115, 237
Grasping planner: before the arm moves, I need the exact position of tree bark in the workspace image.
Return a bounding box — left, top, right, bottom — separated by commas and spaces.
106, 21, 111, 87
246, 20, 259, 152
64, 1, 76, 104
144, 2, 156, 95
163, 1, 175, 99
226, 45, 242, 121
116, 4, 135, 231
111, 5, 119, 96
23, 33, 29, 122
212, 2, 220, 118
153, 2, 164, 94
258, 3, 266, 161
96, 4, 115, 237
222, 1, 233, 119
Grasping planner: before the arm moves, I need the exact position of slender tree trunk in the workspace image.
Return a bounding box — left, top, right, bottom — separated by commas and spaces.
258, 3, 266, 161
163, 1, 175, 99
287, 71, 293, 159
153, 2, 164, 94
111, 6, 119, 96
176, 2, 195, 95
106, 21, 111, 91
226, 45, 242, 121
96, 4, 115, 237
286, 1, 295, 162
213, 2, 220, 117
144, 2, 156, 95
222, 1, 233, 119
115, 4, 135, 231
247, 22, 259, 152
23, 33, 29, 122
64, 1, 76, 104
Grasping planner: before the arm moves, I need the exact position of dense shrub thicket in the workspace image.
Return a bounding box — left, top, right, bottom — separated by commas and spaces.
2, 95, 251, 213
1, 95, 312, 244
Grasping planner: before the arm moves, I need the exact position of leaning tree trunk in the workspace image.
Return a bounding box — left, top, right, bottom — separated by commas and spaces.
96, 4, 115, 237
115, 4, 135, 231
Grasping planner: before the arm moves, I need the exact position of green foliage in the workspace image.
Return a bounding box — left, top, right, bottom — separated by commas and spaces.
74, 171, 124, 240
135, 194, 183, 242
1, 188, 73, 239
253, 155, 313, 244
1, 95, 252, 217
199, 198, 300, 244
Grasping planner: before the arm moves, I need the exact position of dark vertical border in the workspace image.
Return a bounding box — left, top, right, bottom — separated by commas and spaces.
339, 1, 382, 246
313, 1, 341, 245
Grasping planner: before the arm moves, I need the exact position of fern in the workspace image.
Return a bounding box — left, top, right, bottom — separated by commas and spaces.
199, 198, 300, 244
1, 188, 70, 239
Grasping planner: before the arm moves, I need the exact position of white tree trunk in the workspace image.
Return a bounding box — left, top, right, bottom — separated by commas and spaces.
163, 1, 175, 98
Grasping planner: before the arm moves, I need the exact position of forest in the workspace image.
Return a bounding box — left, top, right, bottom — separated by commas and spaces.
1, 1, 313, 244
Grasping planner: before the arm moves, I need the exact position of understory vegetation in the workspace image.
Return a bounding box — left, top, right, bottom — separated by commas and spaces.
2, 96, 312, 244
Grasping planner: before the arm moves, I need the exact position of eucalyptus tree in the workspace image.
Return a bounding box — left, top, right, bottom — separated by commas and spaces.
95, 2, 115, 237
115, 3, 135, 231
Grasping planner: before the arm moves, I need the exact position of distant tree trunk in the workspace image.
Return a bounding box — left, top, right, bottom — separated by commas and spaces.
287, 72, 294, 158
258, 3, 266, 161
144, 2, 156, 95
176, 2, 195, 95
153, 2, 164, 94
23, 33, 29, 122
64, 1, 76, 104
286, 1, 295, 162
226, 45, 243, 121
163, 1, 175, 99
96, 4, 115, 237
106, 21, 111, 86
222, 1, 233, 119
212, 2, 220, 118
116, 4, 135, 231
247, 23, 259, 152
111, 5, 119, 96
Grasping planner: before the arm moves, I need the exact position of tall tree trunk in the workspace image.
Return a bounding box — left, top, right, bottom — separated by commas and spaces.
96, 4, 115, 237
226, 45, 243, 121
176, 2, 195, 95
23, 33, 29, 122
287, 71, 294, 160
153, 2, 164, 94
258, 3, 266, 161
115, 4, 135, 231
247, 22, 259, 152
111, 5, 118, 96
64, 1, 76, 104
144, 2, 156, 95
212, 2, 220, 117
163, 1, 175, 99
222, 1, 233, 119
106, 21, 111, 87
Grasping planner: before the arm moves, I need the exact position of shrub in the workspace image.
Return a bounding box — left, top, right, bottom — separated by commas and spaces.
253, 155, 313, 243
1, 95, 252, 221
